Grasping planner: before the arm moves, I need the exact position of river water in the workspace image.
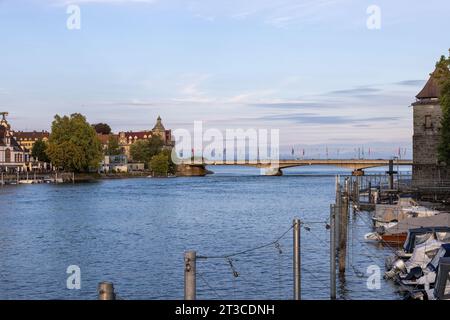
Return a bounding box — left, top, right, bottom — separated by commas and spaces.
0, 166, 403, 300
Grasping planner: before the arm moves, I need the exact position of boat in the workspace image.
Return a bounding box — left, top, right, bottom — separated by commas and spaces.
18, 179, 34, 184
373, 201, 440, 229
365, 213, 450, 245
407, 257, 450, 300
385, 231, 450, 281
384, 226, 450, 270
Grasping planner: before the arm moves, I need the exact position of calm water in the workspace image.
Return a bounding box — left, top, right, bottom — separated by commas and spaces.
0, 166, 402, 300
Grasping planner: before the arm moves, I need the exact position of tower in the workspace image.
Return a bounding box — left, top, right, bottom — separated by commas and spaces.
411, 70, 448, 183
0, 112, 10, 129
152, 115, 166, 143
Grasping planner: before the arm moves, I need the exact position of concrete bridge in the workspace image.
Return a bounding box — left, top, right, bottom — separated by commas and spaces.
177, 159, 413, 176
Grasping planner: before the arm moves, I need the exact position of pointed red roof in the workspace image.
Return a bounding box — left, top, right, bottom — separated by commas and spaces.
416, 70, 441, 100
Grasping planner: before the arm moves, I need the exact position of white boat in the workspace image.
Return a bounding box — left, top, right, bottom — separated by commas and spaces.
19, 179, 34, 184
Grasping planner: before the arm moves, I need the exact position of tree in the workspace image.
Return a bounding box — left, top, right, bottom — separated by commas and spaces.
160, 148, 176, 174
31, 139, 50, 163
46, 113, 103, 172
93, 123, 111, 135
147, 135, 164, 157
105, 135, 121, 156
130, 135, 164, 163
150, 152, 169, 177
130, 140, 152, 163
436, 52, 450, 164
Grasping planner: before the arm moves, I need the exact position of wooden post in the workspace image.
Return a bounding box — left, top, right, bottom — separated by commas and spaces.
72, 172, 75, 184
368, 182, 372, 204
184, 251, 196, 300
98, 281, 116, 300
335, 177, 341, 247
293, 218, 301, 300
1, 172, 3, 186
330, 205, 336, 300
338, 178, 349, 274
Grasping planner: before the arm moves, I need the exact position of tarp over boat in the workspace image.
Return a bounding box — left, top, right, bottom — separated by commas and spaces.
374, 202, 440, 224
384, 213, 450, 236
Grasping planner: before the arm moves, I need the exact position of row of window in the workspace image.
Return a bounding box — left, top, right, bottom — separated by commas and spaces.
0, 149, 28, 163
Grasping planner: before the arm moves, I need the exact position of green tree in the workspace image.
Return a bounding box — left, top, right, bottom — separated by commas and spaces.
147, 135, 164, 157
106, 135, 121, 156
436, 52, 450, 164
46, 113, 103, 172
130, 135, 164, 163
31, 139, 50, 163
93, 123, 111, 135
160, 148, 176, 174
150, 152, 169, 177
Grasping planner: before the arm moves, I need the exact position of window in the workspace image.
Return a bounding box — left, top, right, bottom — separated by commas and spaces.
5, 149, 11, 162
425, 115, 433, 128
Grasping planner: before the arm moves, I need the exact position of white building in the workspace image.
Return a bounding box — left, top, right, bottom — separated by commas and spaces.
0, 112, 29, 172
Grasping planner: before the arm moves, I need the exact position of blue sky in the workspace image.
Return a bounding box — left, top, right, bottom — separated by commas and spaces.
1, 0, 450, 157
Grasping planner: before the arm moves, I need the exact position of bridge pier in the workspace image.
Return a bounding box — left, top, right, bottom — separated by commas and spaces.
352, 169, 365, 176
261, 167, 283, 176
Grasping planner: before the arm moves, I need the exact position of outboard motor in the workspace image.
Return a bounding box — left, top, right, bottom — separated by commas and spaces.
385, 259, 406, 279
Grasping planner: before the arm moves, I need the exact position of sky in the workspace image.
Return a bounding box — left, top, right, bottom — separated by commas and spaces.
1, 0, 450, 157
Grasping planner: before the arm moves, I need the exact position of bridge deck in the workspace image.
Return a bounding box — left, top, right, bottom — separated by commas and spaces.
183, 159, 413, 170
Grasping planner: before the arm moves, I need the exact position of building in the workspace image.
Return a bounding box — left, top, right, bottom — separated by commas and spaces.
100, 155, 145, 173
412, 70, 450, 184
117, 116, 173, 159
13, 130, 50, 151
0, 112, 29, 172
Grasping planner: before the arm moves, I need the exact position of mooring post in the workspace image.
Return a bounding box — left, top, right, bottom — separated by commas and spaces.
335, 176, 341, 247
330, 205, 336, 300
72, 172, 75, 184
338, 178, 349, 274
184, 251, 197, 300
368, 182, 372, 204
293, 218, 301, 300
98, 281, 116, 300
1, 172, 3, 185
17, 171, 19, 184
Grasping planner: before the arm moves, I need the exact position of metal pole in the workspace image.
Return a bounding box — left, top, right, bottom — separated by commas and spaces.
98, 281, 116, 300
184, 251, 196, 300
293, 218, 301, 300
339, 179, 349, 274
330, 205, 336, 300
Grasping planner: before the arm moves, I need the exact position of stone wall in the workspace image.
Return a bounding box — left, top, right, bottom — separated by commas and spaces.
412, 102, 450, 183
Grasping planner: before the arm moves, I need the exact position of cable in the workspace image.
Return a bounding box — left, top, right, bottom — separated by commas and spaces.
197, 224, 294, 260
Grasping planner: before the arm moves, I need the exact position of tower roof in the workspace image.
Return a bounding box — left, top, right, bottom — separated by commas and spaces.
416, 70, 441, 100
152, 115, 165, 131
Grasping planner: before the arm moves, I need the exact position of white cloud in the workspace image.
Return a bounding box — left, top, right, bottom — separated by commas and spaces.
49, 0, 157, 6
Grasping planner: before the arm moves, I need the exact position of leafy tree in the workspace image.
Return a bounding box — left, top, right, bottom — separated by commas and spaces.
93, 123, 112, 135
130, 135, 164, 163
147, 135, 164, 157
130, 140, 152, 163
46, 113, 103, 172
31, 139, 50, 163
436, 52, 450, 164
106, 135, 121, 156
150, 152, 169, 177
160, 148, 176, 174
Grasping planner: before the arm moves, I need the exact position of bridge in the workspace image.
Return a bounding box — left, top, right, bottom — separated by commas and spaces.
177, 159, 413, 176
